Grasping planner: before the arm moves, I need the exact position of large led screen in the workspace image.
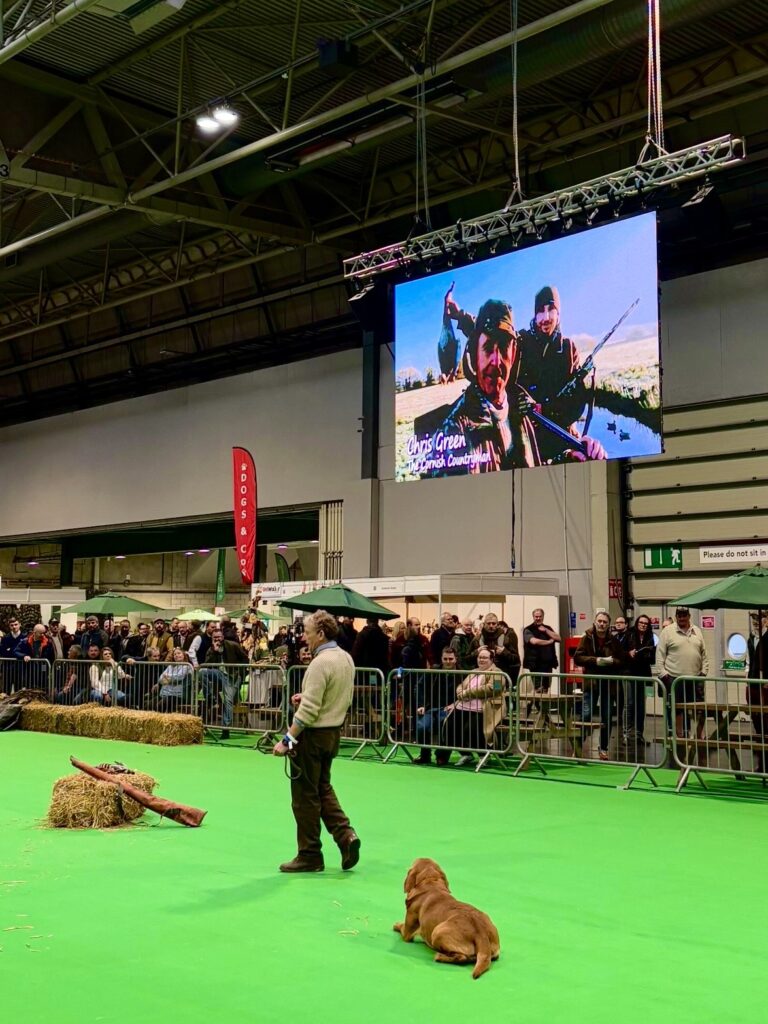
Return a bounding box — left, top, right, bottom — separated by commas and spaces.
394, 213, 661, 480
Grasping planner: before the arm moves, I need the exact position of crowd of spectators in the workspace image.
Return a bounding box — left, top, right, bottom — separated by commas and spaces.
4, 603, 758, 769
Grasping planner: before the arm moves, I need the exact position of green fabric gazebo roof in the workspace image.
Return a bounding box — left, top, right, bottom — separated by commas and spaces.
60, 592, 165, 615
672, 566, 768, 609
278, 583, 398, 619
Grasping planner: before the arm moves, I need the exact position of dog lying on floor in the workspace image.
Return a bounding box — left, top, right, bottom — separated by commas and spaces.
393, 858, 500, 979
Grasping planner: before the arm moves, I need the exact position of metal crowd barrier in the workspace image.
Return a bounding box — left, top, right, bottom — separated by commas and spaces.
237, 662, 287, 747
286, 665, 387, 759
196, 660, 286, 744
670, 675, 768, 792
0, 656, 51, 695
514, 671, 668, 788
48, 657, 131, 706
384, 667, 514, 771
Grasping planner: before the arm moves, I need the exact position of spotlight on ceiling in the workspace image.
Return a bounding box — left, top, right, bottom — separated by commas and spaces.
196, 114, 221, 134
115, 555, 126, 560
184, 551, 195, 557
198, 548, 211, 554
212, 106, 239, 127
683, 182, 714, 207
27, 560, 39, 567
196, 105, 239, 134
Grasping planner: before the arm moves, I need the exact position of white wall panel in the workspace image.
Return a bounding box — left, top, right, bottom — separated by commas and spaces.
0, 349, 374, 577
629, 454, 767, 490
630, 484, 768, 518
661, 257, 768, 406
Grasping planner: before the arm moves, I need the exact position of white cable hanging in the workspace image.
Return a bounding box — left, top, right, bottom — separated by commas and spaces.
640, 0, 667, 160
416, 74, 432, 228
505, 0, 523, 209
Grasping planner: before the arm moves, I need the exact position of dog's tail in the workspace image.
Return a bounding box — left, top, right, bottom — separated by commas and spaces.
472, 934, 494, 979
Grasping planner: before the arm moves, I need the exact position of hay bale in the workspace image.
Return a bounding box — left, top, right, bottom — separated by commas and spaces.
47, 771, 157, 829
20, 702, 203, 746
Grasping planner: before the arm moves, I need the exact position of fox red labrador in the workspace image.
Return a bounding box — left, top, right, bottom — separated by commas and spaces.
393, 858, 500, 978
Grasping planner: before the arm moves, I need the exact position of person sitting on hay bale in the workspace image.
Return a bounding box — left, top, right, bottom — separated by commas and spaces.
146, 648, 195, 713
88, 647, 129, 706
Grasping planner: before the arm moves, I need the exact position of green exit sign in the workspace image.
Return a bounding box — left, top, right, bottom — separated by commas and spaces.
723, 659, 745, 671
643, 545, 683, 570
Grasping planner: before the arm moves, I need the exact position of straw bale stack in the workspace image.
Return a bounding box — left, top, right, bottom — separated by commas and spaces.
20, 702, 203, 746
47, 770, 157, 829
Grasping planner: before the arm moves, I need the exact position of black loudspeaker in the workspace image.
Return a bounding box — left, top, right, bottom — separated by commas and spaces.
318, 39, 359, 77
346, 280, 391, 336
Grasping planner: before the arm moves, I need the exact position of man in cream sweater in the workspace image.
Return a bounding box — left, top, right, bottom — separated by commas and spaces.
273, 610, 360, 873
656, 606, 709, 755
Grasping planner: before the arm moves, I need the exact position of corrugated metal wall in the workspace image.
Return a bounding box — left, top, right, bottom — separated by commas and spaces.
627, 394, 768, 606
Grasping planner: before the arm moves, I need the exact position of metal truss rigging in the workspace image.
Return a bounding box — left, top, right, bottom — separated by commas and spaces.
343, 135, 747, 280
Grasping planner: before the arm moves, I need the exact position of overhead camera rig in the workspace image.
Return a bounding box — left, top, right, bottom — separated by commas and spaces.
343, 135, 746, 283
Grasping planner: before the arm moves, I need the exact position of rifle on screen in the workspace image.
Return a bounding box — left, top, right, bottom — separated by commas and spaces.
554, 298, 640, 401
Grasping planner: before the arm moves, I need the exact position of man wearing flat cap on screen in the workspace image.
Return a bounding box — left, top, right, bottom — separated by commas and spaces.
434, 298, 541, 472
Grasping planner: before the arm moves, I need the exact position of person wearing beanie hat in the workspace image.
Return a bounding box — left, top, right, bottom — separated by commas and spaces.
516, 284, 604, 461
425, 296, 542, 475
441, 286, 606, 468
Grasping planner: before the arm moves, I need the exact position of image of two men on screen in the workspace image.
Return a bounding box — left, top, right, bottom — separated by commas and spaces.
394, 213, 662, 482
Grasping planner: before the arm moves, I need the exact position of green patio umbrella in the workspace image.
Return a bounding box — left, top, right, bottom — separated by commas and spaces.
672, 566, 768, 609
227, 607, 279, 621
177, 608, 219, 622
59, 592, 165, 616
278, 583, 399, 620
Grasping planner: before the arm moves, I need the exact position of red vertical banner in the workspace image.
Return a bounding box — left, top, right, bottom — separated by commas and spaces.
232, 447, 257, 585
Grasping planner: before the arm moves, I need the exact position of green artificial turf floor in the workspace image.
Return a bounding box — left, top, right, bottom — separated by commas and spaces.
2, 731, 767, 1024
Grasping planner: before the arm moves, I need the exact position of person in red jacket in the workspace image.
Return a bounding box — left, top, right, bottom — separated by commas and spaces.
14, 624, 54, 692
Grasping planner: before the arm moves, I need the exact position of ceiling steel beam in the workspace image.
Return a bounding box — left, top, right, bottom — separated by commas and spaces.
0, 166, 313, 251
130, 0, 617, 203
2, 33, 766, 337
0, 0, 104, 65
1, 72, 763, 342
0, 0, 618, 266
10, 98, 82, 172
89, 0, 248, 87
0, 61, 173, 133
0, 271, 345, 378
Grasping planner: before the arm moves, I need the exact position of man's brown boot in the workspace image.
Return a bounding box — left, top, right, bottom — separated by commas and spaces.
339, 833, 361, 871
279, 857, 324, 873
